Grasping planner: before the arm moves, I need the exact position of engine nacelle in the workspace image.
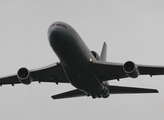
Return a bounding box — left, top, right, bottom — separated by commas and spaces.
91, 51, 100, 60
17, 67, 32, 85
123, 61, 140, 78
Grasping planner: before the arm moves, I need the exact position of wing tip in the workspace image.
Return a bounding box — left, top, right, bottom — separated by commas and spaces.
152, 89, 159, 93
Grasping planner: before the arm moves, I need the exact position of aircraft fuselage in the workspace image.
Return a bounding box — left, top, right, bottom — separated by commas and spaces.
48, 21, 109, 98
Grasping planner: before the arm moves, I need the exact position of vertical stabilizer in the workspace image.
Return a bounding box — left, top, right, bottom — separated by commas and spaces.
100, 42, 107, 61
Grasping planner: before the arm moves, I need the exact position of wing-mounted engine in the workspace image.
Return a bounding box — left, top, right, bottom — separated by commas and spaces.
17, 67, 32, 85
123, 61, 140, 78
91, 51, 100, 60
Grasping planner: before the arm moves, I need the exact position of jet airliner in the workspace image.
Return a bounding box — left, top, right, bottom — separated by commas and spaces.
0, 21, 163, 99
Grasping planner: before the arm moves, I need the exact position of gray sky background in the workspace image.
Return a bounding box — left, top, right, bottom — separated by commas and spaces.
0, 0, 164, 120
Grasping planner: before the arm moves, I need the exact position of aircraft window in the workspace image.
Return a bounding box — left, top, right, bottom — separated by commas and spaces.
56, 24, 61, 26
50, 23, 67, 29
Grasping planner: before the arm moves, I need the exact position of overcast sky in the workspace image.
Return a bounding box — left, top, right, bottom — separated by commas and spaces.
0, 0, 164, 120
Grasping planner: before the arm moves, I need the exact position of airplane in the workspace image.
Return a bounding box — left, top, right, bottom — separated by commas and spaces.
0, 21, 163, 100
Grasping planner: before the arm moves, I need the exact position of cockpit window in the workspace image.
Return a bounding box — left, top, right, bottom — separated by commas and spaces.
50, 23, 67, 29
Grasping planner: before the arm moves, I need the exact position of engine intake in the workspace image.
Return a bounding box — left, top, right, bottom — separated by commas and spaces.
91, 51, 100, 60
123, 61, 140, 78
17, 67, 32, 85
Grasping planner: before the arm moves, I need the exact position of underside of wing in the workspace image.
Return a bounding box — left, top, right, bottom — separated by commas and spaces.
137, 64, 164, 76
0, 62, 69, 86
0, 74, 20, 86
91, 60, 127, 81
91, 60, 164, 81
31, 62, 69, 83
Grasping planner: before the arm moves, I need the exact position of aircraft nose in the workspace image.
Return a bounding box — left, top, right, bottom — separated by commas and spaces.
48, 26, 65, 44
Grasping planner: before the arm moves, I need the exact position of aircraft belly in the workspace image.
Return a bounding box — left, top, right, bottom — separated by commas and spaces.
64, 64, 102, 94
50, 31, 86, 67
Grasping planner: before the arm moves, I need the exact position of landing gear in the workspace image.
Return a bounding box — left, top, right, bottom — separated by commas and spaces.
101, 85, 110, 98
90, 85, 110, 99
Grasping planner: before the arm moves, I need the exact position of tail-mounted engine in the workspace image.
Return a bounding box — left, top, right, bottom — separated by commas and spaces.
123, 61, 140, 78
91, 51, 100, 60
17, 67, 32, 85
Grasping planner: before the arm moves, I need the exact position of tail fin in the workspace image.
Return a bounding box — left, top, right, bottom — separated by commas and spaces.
100, 42, 109, 85
100, 42, 107, 61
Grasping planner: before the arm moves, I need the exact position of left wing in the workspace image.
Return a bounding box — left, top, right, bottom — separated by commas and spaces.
91, 60, 164, 81
91, 61, 126, 81
0, 62, 69, 86
137, 64, 164, 76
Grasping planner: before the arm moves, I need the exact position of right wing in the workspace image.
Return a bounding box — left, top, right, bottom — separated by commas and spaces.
0, 62, 69, 86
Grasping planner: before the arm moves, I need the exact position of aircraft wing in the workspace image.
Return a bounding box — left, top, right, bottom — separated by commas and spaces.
91, 60, 164, 81
0, 62, 69, 86
137, 64, 164, 76
91, 61, 126, 81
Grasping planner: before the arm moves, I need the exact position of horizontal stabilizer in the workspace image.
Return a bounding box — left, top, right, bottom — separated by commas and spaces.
108, 85, 158, 94
52, 86, 158, 100
51, 89, 87, 100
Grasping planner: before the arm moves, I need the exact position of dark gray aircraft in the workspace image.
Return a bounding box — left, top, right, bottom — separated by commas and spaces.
0, 21, 163, 99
